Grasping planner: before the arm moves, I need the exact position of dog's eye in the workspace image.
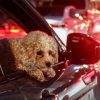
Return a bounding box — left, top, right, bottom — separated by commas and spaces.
37, 50, 43, 55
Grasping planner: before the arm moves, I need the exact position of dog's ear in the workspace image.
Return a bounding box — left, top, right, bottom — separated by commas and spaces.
8, 38, 21, 46
8, 38, 21, 56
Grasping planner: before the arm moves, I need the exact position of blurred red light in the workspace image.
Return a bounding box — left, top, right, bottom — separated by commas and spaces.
10, 29, 20, 33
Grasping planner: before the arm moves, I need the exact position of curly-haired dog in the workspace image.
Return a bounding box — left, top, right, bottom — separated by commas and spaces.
2, 31, 58, 82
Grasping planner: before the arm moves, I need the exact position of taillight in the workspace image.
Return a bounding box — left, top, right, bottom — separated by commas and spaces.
0, 19, 26, 39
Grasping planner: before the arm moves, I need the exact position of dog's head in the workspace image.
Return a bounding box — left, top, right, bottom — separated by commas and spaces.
22, 31, 58, 80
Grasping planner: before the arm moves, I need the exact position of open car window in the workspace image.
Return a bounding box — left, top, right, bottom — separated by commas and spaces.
0, 6, 64, 86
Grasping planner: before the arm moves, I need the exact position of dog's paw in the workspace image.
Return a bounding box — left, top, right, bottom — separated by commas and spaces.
45, 68, 56, 78
27, 69, 45, 82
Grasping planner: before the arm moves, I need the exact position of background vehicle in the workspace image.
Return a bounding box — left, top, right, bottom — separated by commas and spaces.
0, 0, 99, 100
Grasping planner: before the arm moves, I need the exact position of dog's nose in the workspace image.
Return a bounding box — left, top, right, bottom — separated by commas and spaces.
45, 62, 51, 68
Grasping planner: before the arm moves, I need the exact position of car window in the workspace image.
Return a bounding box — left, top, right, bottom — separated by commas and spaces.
0, 4, 65, 86
0, 6, 62, 83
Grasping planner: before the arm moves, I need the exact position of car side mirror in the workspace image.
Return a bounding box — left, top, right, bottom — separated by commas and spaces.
66, 33, 100, 64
